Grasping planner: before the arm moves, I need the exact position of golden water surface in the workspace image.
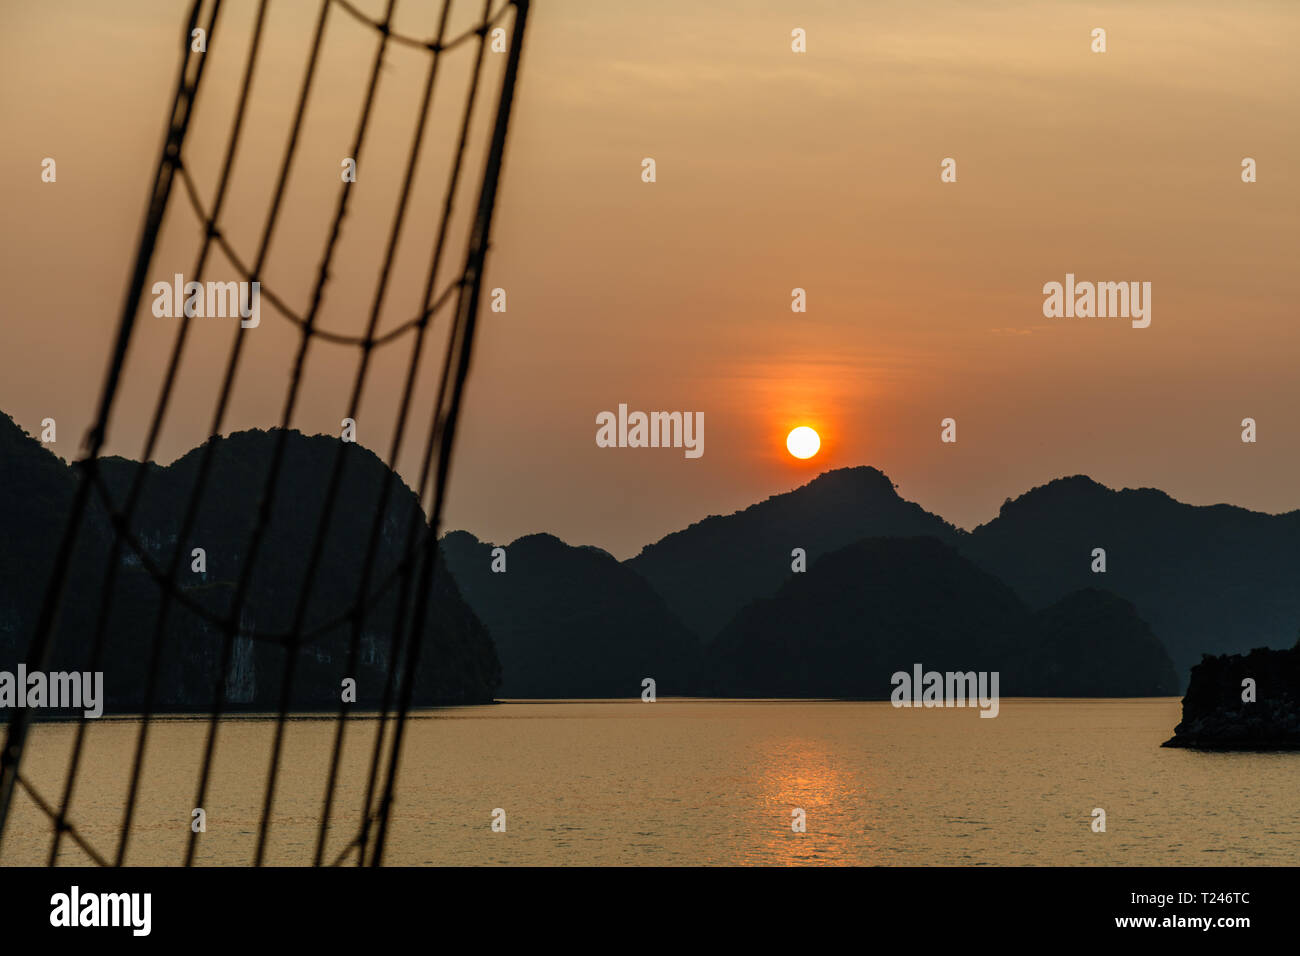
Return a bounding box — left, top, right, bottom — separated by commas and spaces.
3, 699, 1296, 866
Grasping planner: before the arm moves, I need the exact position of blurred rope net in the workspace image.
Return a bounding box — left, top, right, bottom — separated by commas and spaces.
0, 0, 529, 866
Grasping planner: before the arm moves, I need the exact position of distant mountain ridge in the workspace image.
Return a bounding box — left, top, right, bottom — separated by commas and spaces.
441, 531, 699, 697
0, 413, 500, 711
6, 404, 1296, 703
961, 475, 1300, 680
627, 467, 961, 640
613, 466, 1300, 686
699, 536, 1178, 697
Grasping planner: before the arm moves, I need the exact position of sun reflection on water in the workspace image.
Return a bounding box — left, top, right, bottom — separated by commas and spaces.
749, 735, 874, 866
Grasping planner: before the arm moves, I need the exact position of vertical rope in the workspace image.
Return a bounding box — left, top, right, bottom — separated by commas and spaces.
370, 0, 530, 867
0, 0, 528, 869
0, 0, 211, 855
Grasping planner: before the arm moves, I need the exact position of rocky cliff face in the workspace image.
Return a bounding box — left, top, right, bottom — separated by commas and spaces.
1163, 642, 1300, 749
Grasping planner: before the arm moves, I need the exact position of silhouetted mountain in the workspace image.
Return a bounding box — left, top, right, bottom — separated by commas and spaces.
1018, 588, 1179, 696
962, 476, 1300, 681
625, 466, 1299, 690
6, 413, 1293, 705
0, 414, 500, 711
441, 531, 700, 697
1162, 640, 1300, 749
698, 537, 1177, 698
627, 467, 960, 640
0, 412, 112, 664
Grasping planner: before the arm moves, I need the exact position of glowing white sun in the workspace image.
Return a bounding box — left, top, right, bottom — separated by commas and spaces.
786, 426, 820, 460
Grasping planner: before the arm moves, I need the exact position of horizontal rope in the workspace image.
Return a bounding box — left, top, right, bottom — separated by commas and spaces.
175, 162, 466, 346
331, 0, 510, 51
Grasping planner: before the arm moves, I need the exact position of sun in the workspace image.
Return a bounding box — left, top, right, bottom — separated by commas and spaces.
786, 426, 820, 460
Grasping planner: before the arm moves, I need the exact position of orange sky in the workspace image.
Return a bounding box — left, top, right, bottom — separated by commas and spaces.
1, 0, 1297, 558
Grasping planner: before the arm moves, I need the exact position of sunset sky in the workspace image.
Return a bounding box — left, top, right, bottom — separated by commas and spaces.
1, 0, 1297, 558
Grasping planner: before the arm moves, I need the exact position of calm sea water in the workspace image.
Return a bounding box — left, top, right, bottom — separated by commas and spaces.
3, 699, 1297, 866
